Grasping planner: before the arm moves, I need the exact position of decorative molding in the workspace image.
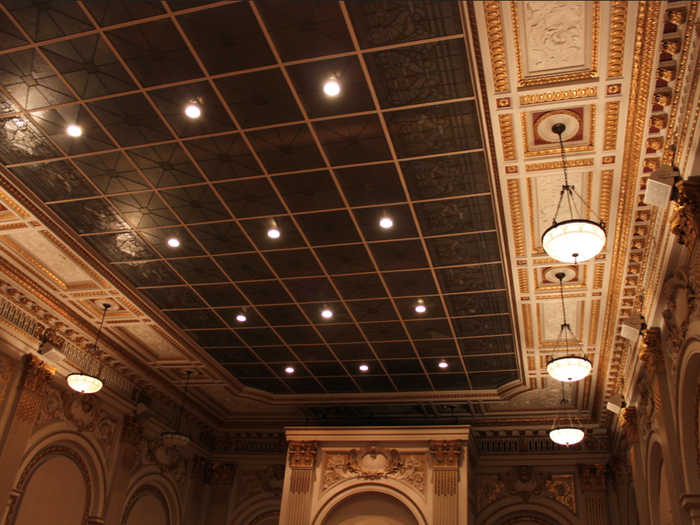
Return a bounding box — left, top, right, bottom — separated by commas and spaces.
0, 355, 13, 405
123, 484, 170, 525
210, 462, 236, 485
578, 463, 607, 491
603, 101, 620, 150
621, 407, 639, 442
288, 441, 318, 470
22, 355, 55, 397
670, 179, 700, 252
639, 327, 664, 374
429, 439, 462, 469
236, 465, 285, 503
477, 468, 576, 512
120, 414, 144, 447
499, 114, 516, 161
519, 87, 597, 105
507, 179, 526, 256
607, 1, 628, 78
484, 2, 509, 92
525, 158, 594, 172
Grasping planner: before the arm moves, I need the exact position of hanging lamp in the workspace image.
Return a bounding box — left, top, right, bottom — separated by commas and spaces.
549, 383, 584, 445
546, 273, 592, 382
161, 371, 192, 447
541, 123, 606, 263
66, 303, 110, 394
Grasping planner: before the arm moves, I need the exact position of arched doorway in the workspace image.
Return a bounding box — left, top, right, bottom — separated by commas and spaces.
322, 491, 419, 525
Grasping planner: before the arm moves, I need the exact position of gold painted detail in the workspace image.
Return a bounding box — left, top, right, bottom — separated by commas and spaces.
665, 6, 688, 25
0, 190, 30, 218
653, 91, 672, 106
647, 137, 664, 150
507, 179, 525, 256
519, 87, 597, 105
657, 66, 677, 82
522, 303, 533, 348
484, 2, 509, 92
644, 158, 661, 170
523, 106, 596, 157
608, 1, 628, 78
594, 264, 605, 289
0, 223, 28, 231
517, 268, 528, 294
589, 299, 601, 346
525, 158, 594, 173
39, 231, 110, 288
599, 169, 614, 228
477, 469, 576, 513
499, 113, 516, 161
603, 101, 620, 150
661, 39, 682, 55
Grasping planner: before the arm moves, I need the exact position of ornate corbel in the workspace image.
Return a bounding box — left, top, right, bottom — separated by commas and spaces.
621, 407, 639, 442
120, 414, 143, 447
22, 355, 56, 397
578, 464, 607, 491
670, 178, 700, 251
429, 439, 462, 469
210, 462, 236, 485
639, 327, 665, 373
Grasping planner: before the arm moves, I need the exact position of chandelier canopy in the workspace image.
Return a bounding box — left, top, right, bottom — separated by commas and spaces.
67, 303, 110, 394
541, 123, 606, 263
546, 272, 592, 383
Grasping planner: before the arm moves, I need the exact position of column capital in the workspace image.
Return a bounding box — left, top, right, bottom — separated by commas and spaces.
621, 406, 639, 442
578, 463, 607, 491
210, 462, 236, 485
639, 327, 665, 373
670, 178, 700, 249
288, 441, 318, 470
120, 414, 143, 446
429, 439, 462, 470
21, 355, 55, 396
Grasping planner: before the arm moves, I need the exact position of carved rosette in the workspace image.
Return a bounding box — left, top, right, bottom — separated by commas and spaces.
578, 464, 607, 491
22, 355, 56, 397
429, 440, 462, 470
288, 441, 318, 470
621, 407, 639, 442
639, 327, 665, 374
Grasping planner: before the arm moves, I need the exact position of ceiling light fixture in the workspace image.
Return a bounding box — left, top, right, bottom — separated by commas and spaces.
359, 364, 369, 372
267, 228, 280, 239
415, 300, 426, 313
321, 309, 333, 319
167, 238, 180, 247
323, 78, 340, 96
549, 383, 584, 446
546, 272, 592, 383
438, 360, 448, 369
541, 123, 606, 263
236, 314, 246, 322
379, 217, 393, 229
67, 303, 110, 394
161, 370, 192, 447
185, 103, 201, 118
285, 366, 295, 374
66, 125, 82, 137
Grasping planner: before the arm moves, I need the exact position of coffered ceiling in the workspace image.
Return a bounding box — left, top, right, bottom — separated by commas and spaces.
0, 1, 694, 433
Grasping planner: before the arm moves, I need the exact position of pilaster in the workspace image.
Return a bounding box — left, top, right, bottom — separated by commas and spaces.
578, 464, 610, 525
430, 439, 462, 525
206, 462, 236, 525
183, 455, 208, 525
102, 415, 143, 525
280, 441, 317, 525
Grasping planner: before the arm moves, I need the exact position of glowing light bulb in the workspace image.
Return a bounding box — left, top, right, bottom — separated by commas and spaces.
415, 304, 426, 313
66, 125, 82, 137
323, 80, 340, 96
185, 104, 201, 118
359, 364, 369, 372
167, 238, 180, 247
321, 309, 333, 319
236, 314, 246, 322
285, 366, 295, 374
438, 360, 448, 369
379, 217, 393, 229
267, 228, 280, 239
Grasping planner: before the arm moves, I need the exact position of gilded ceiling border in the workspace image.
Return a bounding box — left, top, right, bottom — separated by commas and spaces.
520, 87, 597, 106
507, 179, 526, 257
594, 0, 662, 419
483, 1, 509, 92
511, 0, 600, 87
608, 1, 629, 78
603, 101, 621, 150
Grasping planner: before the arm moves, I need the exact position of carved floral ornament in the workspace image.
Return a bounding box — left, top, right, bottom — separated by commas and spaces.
578, 463, 607, 491
429, 439, 462, 469
661, 266, 699, 380
639, 327, 665, 374
288, 440, 318, 469
621, 406, 639, 442
669, 179, 700, 251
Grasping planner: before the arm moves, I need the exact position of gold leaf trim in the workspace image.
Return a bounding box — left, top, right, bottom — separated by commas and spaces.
518, 268, 528, 294
603, 101, 621, 150
499, 113, 516, 161
484, 2, 509, 92
589, 299, 601, 346
520, 87, 597, 106
608, 1, 628, 78
522, 303, 533, 348
594, 264, 605, 289
507, 179, 525, 256
525, 158, 594, 172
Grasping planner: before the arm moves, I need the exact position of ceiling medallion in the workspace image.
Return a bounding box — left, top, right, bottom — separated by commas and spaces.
67, 302, 110, 395
546, 273, 592, 383
534, 110, 581, 143
541, 123, 606, 263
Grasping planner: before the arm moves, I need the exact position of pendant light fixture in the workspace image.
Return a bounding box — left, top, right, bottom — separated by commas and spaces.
549, 383, 584, 446
66, 303, 110, 394
161, 371, 192, 447
541, 123, 606, 263
546, 272, 592, 382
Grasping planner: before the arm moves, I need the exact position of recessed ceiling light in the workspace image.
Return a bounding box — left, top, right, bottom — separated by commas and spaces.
267, 228, 280, 239
236, 314, 246, 322
66, 125, 82, 137
185, 104, 201, 118
285, 366, 295, 374
415, 304, 426, 313
358, 364, 369, 372
167, 238, 180, 247
439, 360, 449, 369
379, 217, 393, 229
13, 118, 25, 128
323, 79, 340, 96
321, 309, 333, 318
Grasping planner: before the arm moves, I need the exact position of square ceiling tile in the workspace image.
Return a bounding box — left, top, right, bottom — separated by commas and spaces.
347, 1, 462, 49
451, 315, 512, 338
188, 221, 254, 255
41, 34, 138, 98
299, 302, 353, 324
207, 347, 259, 364
82, 231, 157, 262
256, 305, 309, 327
282, 377, 326, 394
169, 257, 228, 285
414, 196, 496, 237
263, 249, 325, 278
316, 323, 366, 344
272, 170, 345, 212
148, 81, 235, 138
140, 226, 205, 258
425, 232, 501, 267
303, 361, 347, 377
457, 335, 514, 356
382, 359, 424, 375
371, 341, 416, 359
0, 49, 75, 110
274, 326, 324, 346
436, 264, 505, 294
140, 286, 206, 310
215, 178, 286, 218
73, 152, 150, 195
49, 198, 129, 234
403, 319, 453, 340
106, 19, 203, 87
352, 204, 419, 241
225, 363, 275, 378
314, 114, 392, 166
237, 280, 294, 305
391, 374, 434, 392
256, 1, 354, 62
11, 159, 97, 202
346, 299, 398, 323
115, 260, 184, 287
160, 185, 230, 224
286, 55, 374, 118
252, 346, 297, 363
368, 240, 430, 271
400, 152, 490, 201
246, 123, 325, 174
0, 11, 28, 51
330, 343, 374, 360
353, 375, 396, 392
294, 210, 361, 246
87, 93, 173, 147
177, 3, 276, 75
193, 284, 248, 308
334, 163, 406, 206
215, 68, 303, 128
332, 273, 388, 300
395, 296, 446, 319
314, 244, 376, 275
217, 307, 266, 328
234, 327, 284, 346
382, 270, 439, 297
360, 321, 408, 342
188, 329, 242, 348
445, 291, 510, 317
84, 2, 166, 27
31, 105, 116, 155
4, 1, 94, 42
291, 345, 335, 362
110, 191, 179, 228
215, 253, 275, 281
239, 216, 306, 251
184, 133, 263, 182
465, 354, 517, 372
413, 339, 459, 358
126, 143, 204, 188
0, 117, 59, 165
166, 308, 226, 330
430, 372, 469, 391
284, 276, 339, 303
